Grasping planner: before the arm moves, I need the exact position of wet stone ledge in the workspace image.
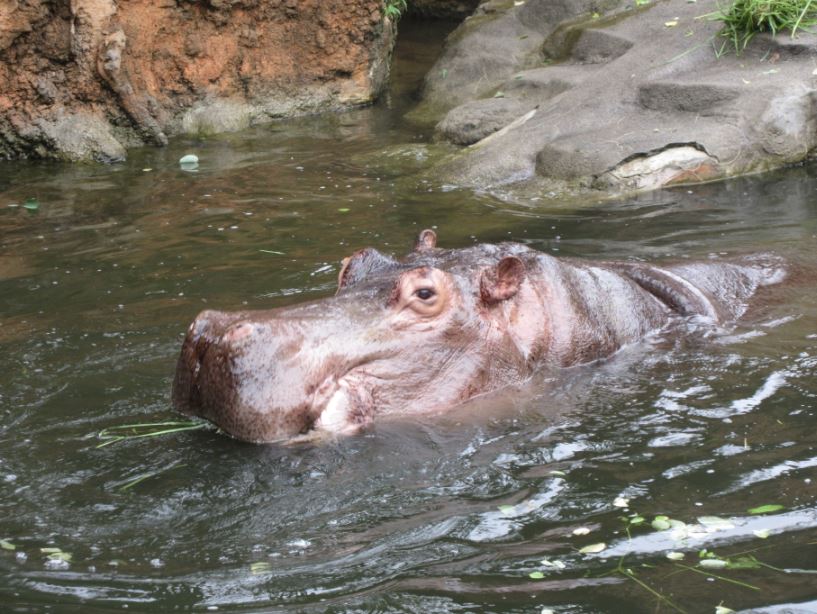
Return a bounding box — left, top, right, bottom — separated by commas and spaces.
417, 0, 817, 197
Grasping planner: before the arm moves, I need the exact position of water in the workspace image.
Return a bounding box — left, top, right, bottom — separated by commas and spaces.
1, 21, 817, 613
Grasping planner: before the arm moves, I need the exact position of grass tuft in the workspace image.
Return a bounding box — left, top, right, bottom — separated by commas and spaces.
706, 0, 817, 53
384, 0, 408, 22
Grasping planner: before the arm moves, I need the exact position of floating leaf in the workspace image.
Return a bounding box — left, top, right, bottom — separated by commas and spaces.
753, 529, 770, 539
250, 561, 271, 574
498, 505, 515, 515
0, 539, 15, 551
572, 527, 590, 536
579, 542, 606, 554
337, 208, 350, 213
629, 515, 645, 525
493, 91, 505, 98
23, 198, 39, 211
48, 551, 72, 562
666, 551, 685, 560
40, 547, 62, 554
529, 571, 545, 579
549, 470, 566, 477
665, 20, 679, 27
748, 504, 784, 515
652, 515, 671, 531
699, 558, 728, 569
716, 606, 735, 614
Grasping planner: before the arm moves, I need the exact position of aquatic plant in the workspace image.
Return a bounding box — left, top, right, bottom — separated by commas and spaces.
97, 420, 208, 448
707, 0, 817, 53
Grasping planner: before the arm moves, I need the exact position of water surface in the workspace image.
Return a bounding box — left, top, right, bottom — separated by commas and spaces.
1, 20, 816, 614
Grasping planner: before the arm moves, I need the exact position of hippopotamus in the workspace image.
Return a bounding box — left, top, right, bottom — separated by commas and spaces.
172, 229, 783, 443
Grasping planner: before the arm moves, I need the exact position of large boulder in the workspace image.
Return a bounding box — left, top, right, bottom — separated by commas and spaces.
421, 0, 817, 196
0, 0, 395, 162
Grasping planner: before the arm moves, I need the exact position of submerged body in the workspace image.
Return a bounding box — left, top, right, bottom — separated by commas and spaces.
172, 230, 783, 443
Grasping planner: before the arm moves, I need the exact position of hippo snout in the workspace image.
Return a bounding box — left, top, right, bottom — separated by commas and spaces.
172, 309, 242, 419
172, 310, 318, 442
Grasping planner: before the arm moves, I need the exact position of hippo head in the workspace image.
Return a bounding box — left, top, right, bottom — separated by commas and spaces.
172, 230, 538, 442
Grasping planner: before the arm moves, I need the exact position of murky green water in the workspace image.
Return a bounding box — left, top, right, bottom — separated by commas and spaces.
2, 21, 817, 614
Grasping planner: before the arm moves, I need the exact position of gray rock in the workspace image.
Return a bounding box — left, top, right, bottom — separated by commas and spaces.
181, 100, 254, 136
436, 97, 531, 145
409, 0, 611, 120
421, 0, 817, 197
34, 111, 126, 163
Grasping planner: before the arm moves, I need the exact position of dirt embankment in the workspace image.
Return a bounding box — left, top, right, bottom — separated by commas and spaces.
0, 0, 395, 162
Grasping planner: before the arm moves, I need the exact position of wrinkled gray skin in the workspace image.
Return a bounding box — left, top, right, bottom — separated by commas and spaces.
172, 230, 784, 443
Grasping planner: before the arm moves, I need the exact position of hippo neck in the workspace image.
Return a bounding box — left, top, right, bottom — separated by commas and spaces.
528, 255, 670, 367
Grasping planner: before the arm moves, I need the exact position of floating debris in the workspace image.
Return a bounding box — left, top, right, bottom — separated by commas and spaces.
748, 504, 784, 515
579, 542, 606, 554
97, 420, 209, 448
179, 154, 199, 171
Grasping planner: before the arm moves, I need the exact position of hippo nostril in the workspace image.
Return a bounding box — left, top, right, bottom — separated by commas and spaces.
222, 322, 255, 344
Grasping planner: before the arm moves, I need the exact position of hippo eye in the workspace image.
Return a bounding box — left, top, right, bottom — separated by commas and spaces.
415, 288, 435, 300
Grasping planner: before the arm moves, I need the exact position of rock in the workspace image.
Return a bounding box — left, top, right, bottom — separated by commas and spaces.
0, 0, 396, 161
33, 111, 127, 163
437, 98, 532, 145
756, 87, 817, 160
420, 0, 817, 197
180, 100, 254, 136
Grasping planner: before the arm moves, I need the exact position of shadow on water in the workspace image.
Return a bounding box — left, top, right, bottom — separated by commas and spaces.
1, 18, 817, 614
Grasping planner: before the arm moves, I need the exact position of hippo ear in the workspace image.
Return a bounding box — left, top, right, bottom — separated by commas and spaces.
480, 256, 526, 304
414, 229, 437, 252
